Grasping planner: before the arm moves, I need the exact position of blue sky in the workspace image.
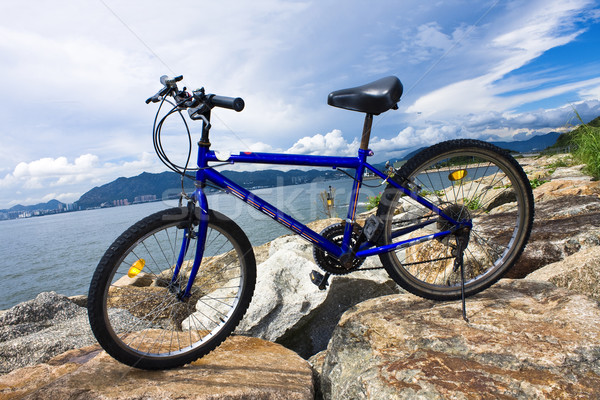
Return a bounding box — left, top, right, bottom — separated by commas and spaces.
0, 0, 599, 208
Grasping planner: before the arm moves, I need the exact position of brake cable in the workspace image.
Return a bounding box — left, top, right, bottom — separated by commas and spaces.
336, 168, 389, 188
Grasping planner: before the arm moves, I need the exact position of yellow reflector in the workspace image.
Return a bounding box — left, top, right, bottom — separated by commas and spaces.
128, 259, 145, 278
448, 169, 468, 181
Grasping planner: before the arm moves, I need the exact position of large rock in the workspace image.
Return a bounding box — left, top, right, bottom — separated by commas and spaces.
525, 245, 600, 301
0, 335, 314, 399
533, 179, 600, 202
236, 241, 329, 341
236, 234, 401, 358
277, 273, 401, 358
0, 292, 96, 374
504, 195, 600, 278
314, 280, 600, 399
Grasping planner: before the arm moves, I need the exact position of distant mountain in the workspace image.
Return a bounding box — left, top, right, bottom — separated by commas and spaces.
2, 199, 65, 213
4, 132, 566, 213
75, 171, 187, 209
489, 131, 561, 153
75, 168, 346, 209
397, 132, 561, 163
371, 132, 561, 171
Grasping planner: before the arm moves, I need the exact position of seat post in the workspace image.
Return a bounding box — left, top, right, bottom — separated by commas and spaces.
360, 113, 373, 150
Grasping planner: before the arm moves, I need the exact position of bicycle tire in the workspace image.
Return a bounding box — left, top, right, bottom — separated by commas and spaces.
88, 207, 256, 369
377, 139, 534, 300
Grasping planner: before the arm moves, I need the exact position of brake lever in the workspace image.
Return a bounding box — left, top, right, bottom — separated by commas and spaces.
145, 94, 160, 104
145, 86, 171, 104
146, 75, 183, 104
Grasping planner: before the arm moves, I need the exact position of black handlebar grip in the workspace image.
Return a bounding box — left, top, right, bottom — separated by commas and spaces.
210, 95, 245, 112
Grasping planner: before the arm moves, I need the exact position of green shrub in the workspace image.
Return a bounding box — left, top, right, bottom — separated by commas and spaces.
573, 111, 600, 179
464, 196, 483, 211
546, 158, 570, 170
366, 192, 382, 211
529, 177, 549, 189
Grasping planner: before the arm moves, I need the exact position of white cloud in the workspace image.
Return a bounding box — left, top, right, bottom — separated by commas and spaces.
579, 83, 600, 101
416, 22, 453, 51
466, 100, 600, 131
0, 152, 159, 207
406, 0, 594, 118
370, 127, 416, 153
0, 0, 598, 208
12, 154, 99, 179
286, 130, 359, 156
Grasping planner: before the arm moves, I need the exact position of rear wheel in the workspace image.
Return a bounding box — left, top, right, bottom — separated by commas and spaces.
377, 139, 533, 300
88, 207, 256, 369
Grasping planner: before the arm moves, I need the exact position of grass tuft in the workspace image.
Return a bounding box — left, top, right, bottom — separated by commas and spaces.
572, 110, 600, 180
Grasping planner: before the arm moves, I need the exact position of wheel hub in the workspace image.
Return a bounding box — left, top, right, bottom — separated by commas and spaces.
437, 203, 472, 232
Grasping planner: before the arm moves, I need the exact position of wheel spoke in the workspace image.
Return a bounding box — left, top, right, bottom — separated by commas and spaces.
378, 140, 533, 300
89, 208, 256, 369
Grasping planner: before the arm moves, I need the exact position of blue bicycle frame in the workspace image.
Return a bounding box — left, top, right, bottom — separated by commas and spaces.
176, 136, 467, 298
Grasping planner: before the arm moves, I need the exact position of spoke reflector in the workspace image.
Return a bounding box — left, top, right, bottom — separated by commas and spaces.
449, 169, 467, 181
128, 259, 146, 278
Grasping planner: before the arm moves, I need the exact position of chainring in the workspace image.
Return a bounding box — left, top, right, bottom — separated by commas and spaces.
313, 222, 365, 275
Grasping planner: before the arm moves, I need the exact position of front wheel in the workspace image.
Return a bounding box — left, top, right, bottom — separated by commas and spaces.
87, 208, 256, 369
377, 139, 534, 300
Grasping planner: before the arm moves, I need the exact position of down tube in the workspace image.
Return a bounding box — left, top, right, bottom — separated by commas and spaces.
203, 168, 344, 258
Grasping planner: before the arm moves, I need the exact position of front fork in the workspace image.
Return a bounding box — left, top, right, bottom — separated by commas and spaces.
171, 189, 210, 301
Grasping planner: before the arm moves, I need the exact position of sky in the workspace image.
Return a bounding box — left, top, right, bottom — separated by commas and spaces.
1, 0, 599, 209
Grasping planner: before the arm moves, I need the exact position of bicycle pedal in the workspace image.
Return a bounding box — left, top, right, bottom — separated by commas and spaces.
310, 270, 330, 290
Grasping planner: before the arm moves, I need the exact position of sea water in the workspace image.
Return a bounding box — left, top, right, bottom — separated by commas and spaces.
0, 163, 499, 310
0, 178, 383, 309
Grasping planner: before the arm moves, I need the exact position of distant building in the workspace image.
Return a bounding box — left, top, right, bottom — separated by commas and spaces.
134, 194, 157, 203
112, 199, 131, 206
64, 203, 78, 211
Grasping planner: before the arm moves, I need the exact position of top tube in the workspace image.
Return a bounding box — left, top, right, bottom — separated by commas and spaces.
205, 150, 363, 169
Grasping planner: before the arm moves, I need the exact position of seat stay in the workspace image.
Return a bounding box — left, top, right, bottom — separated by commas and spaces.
364, 163, 461, 227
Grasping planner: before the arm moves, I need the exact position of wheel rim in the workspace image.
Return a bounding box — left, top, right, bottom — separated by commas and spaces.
102, 220, 246, 359
386, 149, 527, 293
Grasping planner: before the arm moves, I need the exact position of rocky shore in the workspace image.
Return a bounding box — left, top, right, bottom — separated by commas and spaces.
2, 154, 600, 399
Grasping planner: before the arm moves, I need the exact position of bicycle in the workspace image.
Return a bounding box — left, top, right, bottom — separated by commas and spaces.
87, 75, 534, 370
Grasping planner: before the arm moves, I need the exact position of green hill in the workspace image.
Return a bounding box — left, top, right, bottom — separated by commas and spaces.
75, 169, 346, 209
546, 115, 600, 151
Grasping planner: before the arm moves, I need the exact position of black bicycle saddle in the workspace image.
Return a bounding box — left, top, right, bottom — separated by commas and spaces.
327, 76, 403, 115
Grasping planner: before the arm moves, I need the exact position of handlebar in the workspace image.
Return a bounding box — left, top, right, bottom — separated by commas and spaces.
145, 75, 244, 113
208, 95, 245, 112
160, 75, 183, 87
